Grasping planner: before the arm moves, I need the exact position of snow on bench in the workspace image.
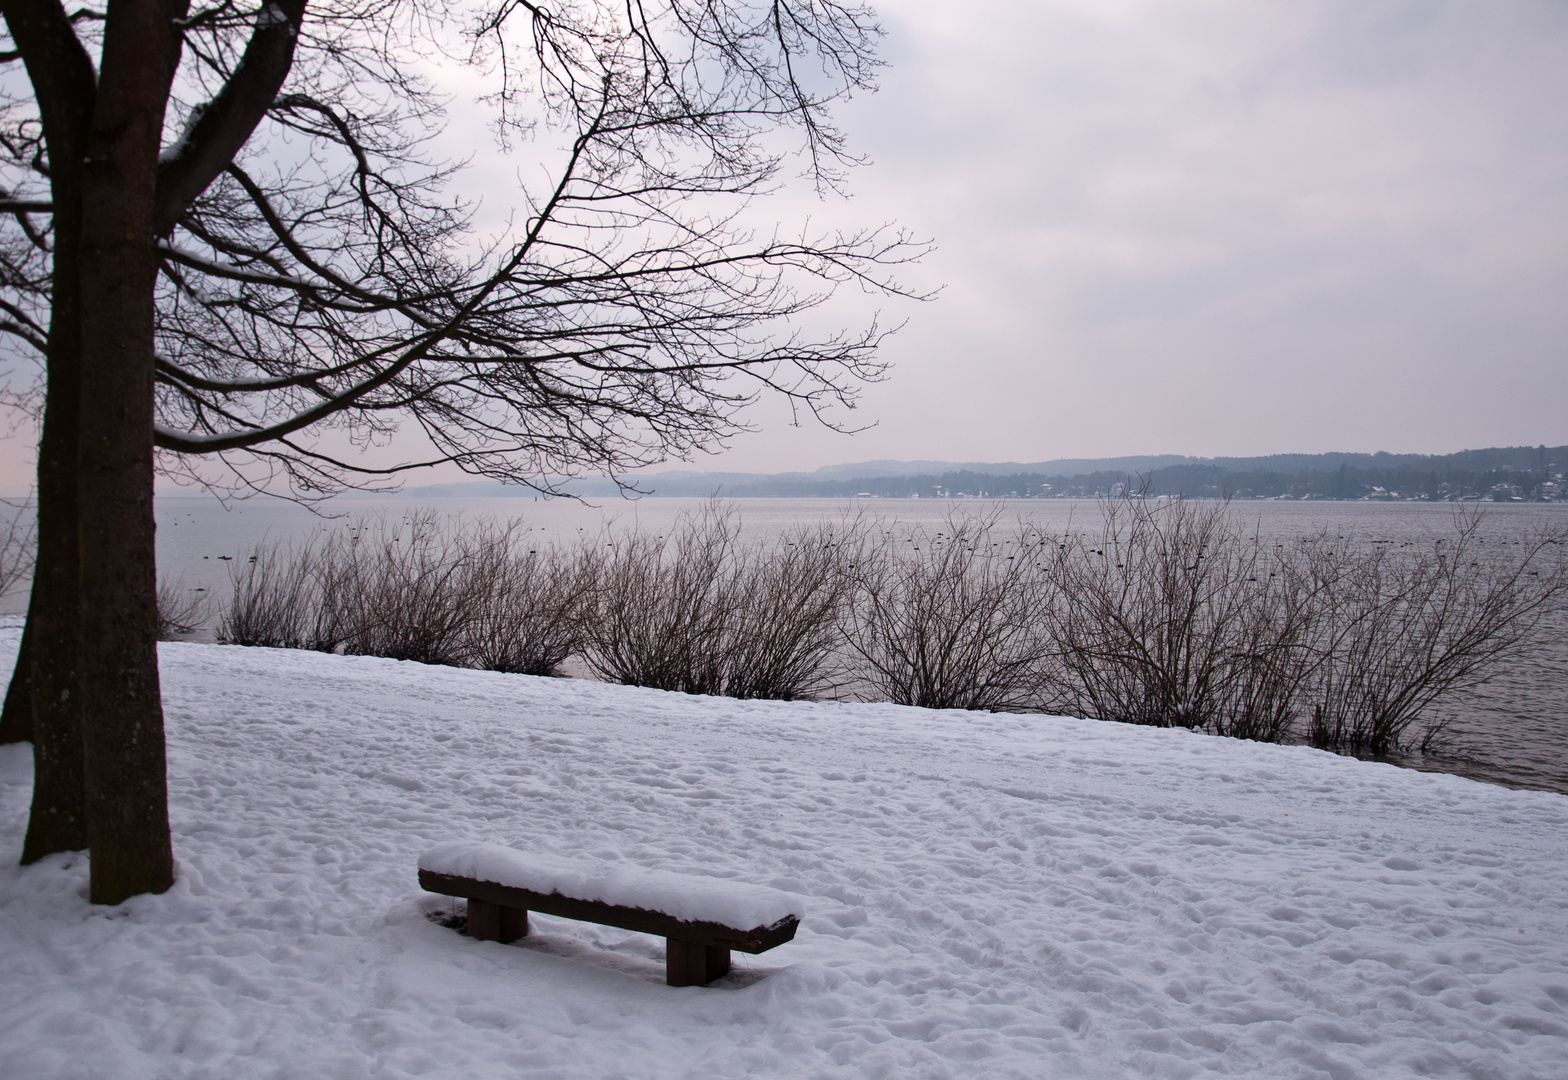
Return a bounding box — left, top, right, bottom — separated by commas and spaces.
418, 841, 804, 986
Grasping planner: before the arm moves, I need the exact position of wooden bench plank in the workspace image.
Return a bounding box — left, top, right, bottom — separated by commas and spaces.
419, 868, 800, 955
419, 842, 801, 931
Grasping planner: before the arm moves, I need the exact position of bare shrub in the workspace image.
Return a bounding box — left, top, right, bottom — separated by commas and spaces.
1033, 498, 1327, 738
156, 581, 209, 641
843, 513, 1049, 711
329, 513, 477, 666
217, 513, 599, 674
584, 507, 734, 693
462, 522, 598, 676
1212, 541, 1324, 743
718, 520, 864, 700
1305, 513, 1568, 756
1029, 498, 1568, 752
584, 503, 860, 699
217, 540, 341, 651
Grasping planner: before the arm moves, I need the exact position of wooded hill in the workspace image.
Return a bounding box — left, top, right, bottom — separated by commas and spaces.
402, 445, 1568, 500
685, 446, 1567, 500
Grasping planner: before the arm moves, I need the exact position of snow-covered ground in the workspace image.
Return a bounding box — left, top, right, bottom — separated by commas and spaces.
2, 631, 1567, 1079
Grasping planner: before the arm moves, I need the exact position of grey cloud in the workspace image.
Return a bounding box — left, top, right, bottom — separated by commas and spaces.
717, 0, 1568, 467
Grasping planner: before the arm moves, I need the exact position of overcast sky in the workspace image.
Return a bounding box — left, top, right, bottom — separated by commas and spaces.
710, 0, 1568, 473
3, 0, 1566, 492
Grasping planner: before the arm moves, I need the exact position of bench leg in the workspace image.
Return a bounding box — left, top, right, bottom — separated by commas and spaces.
666, 939, 731, 987
467, 899, 528, 944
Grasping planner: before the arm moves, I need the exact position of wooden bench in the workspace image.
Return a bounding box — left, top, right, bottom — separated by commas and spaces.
418, 842, 803, 987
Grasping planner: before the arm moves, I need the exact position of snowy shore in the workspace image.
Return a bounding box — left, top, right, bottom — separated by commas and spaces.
2, 632, 1567, 1079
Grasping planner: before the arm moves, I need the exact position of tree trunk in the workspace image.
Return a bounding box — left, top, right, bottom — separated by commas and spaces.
74, 0, 181, 904
8, 0, 284, 894
19, 294, 87, 862
2, 0, 95, 861
0, 619, 32, 744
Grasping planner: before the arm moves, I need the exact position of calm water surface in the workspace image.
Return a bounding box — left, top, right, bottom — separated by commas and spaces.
25, 493, 1568, 796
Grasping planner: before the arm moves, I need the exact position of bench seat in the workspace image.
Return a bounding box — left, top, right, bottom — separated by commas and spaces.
418, 842, 803, 986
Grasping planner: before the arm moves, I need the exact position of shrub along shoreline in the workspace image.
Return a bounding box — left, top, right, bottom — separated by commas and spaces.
200, 498, 1568, 760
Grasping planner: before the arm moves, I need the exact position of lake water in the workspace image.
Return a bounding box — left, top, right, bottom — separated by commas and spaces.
9, 493, 1567, 796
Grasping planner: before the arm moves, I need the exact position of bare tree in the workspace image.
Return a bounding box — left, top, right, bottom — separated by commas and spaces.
0, 0, 916, 901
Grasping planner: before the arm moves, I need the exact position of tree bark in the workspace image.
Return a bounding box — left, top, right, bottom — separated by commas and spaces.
2, 0, 96, 860
74, 0, 184, 903
20, 375, 89, 864
23, 141, 89, 862
23, 197, 88, 863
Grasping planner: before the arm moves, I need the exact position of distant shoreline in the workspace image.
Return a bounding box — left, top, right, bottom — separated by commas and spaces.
388, 443, 1568, 503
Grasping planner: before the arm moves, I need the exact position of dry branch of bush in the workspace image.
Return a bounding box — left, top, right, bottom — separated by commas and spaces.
217, 540, 341, 651
1033, 499, 1316, 737
207, 497, 1566, 760
329, 514, 476, 667
218, 513, 598, 677
1305, 515, 1568, 755
155, 581, 209, 641
843, 514, 1050, 711
461, 521, 598, 677
1026, 498, 1567, 753
583, 507, 735, 695
0, 500, 36, 602
583, 504, 859, 700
